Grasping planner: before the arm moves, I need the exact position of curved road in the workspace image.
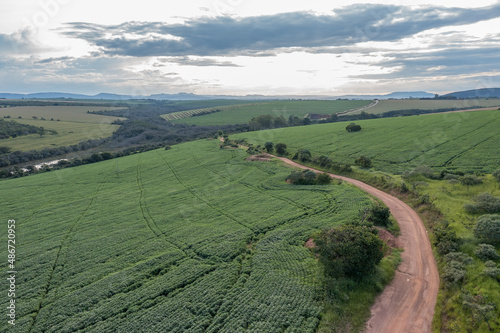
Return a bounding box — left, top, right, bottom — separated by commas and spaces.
271, 156, 439, 333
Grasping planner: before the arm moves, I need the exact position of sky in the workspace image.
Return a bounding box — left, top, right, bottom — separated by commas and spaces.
1, 0, 500, 96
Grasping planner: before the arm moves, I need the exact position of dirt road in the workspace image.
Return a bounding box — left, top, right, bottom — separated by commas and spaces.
271, 156, 439, 333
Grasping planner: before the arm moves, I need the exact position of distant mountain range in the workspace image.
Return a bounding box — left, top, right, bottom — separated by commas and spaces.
1, 89, 499, 101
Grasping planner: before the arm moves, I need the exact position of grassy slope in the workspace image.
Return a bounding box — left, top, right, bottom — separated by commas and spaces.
232, 110, 500, 174
0, 139, 377, 333
0, 106, 125, 151
416, 177, 500, 332
352, 99, 500, 115
172, 100, 371, 126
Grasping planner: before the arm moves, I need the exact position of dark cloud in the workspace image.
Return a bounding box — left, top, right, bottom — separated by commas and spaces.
61, 3, 500, 57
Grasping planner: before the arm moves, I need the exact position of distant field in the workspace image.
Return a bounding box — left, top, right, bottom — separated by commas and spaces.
168, 100, 372, 126
233, 109, 500, 174
348, 99, 500, 115
0, 106, 125, 151
0, 139, 371, 332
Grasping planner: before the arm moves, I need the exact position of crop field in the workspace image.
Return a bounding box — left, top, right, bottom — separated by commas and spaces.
348, 98, 500, 115
0, 139, 372, 332
233, 109, 500, 174
167, 100, 372, 126
0, 106, 125, 151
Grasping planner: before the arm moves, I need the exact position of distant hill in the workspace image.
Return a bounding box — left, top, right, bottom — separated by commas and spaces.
0, 91, 437, 101
442, 88, 500, 99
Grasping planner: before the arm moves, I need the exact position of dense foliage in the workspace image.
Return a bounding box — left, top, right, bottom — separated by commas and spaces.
315, 225, 383, 280
474, 214, 500, 244
0, 118, 56, 139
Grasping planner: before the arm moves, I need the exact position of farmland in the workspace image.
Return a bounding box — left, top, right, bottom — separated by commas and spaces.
348, 98, 500, 115
167, 100, 372, 126
0, 139, 376, 332
0, 106, 126, 151
232, 109, 500, 174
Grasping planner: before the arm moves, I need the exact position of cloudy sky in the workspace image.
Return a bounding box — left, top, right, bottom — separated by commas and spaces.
1, 0, 499, 96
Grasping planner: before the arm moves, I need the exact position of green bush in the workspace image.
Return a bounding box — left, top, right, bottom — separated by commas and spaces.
483, 261, 500, 280
473, 214, 500, 244
369, 206, 390, 227
354, 155, 372, 168
465, 193, 500, 214
442, 261, 467, 286
315, 225, 383, 280
475, 244, 499, 261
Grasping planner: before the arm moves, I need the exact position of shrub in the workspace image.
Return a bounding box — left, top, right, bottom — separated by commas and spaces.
275, 143, 287, 155
475, 244, 499, 261
473, 214, 500, 244
315, 225, 383, 280
483, 261, 500, 280
460, 174, 483, 191
264, 142, 274, 153
464, 193, 500, 214
442, 261, 467, 285
346, 123, 362, 132
292, 149, 312, 162
369, 206, 390, 227
493, 168, 500, 183
445, 252, 473, 265
316, 172, 332, 185
354, 155, 372, 168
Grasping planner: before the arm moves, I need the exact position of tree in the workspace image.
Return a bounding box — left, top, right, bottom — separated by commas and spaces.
264, 142, 274, 153
316, 173, 332, 185
354, 155, 372, 168
346, 123, 362, 132
475, 244, 499, 261
315, 225, 383, 280
465, 193, 500, 214
293, 149, 311, 162
369, 206, 390, 227
474, 215, 500, 244
275, 143, 287, 155
0, 146, 11, 154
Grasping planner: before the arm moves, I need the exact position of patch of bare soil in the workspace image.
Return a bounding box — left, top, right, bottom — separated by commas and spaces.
376, 227, 402, 249
245, 154, 272, 162
304, 238, 316, 249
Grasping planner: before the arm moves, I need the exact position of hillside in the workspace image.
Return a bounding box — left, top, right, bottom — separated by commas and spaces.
169, 100, 372, 126
443, 88, 500, 99
232, 109, 500, 174
0, 139, 375, 332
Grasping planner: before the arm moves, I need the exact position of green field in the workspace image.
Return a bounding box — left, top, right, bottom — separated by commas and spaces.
0, 139, 374, 332
233, 110, 500, 174
0, 106, 125, 151
350, 99, 500, 115
168, 100, 372, 126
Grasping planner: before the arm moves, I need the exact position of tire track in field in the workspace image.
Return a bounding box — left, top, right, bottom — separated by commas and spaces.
156, 151, 254, 233
441, 133, 497, 167
135, 156, 199, 260
190, 154, 311, 212
27, 174, 108, 333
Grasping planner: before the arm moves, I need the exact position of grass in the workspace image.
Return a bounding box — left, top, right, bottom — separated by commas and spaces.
0, 138, 385, 332
418, 177, 500, 332
351, 99, 500, 115
168, 100, 372, 126
0, 106, 125, 151
232, 109, 500, 174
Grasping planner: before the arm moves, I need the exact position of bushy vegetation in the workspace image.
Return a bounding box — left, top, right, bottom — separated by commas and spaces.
286, 169, 331, 185
0, 118, 56, 139
315, 225, 384, 280
474, 214, 500, 243
465, 194, 500, 214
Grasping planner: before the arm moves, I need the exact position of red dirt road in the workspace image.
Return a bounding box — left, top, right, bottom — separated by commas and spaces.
272, 156, 439, 333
